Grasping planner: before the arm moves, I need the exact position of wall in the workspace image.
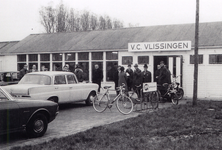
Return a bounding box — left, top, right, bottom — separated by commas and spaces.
0, 55, 17, 71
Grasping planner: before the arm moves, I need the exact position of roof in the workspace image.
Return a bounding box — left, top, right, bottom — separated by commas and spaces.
0, 41, 19, 54
6, 22, 222, 54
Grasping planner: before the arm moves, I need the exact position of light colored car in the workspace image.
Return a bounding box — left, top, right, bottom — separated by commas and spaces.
3, 71, 98, 105
0, 87, 58, 138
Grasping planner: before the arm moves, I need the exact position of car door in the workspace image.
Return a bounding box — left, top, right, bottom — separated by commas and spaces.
66, 74, 82, 101
54, 75, 70, 103
0, 91, 20, 133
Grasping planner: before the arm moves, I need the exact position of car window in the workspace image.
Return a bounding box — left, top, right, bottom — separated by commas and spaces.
54, 75, 66, 85
67, 75, 77, 84
12, 72, 19, 80
19, 74, 51, 85
0, 91, 8, 101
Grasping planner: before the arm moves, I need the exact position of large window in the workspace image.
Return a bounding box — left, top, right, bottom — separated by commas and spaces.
78, 62, 89, 81
78, 52, 89, 60
122, 56, 133, 65
52, 53, 62, 61
106, 52, 118, 60
65, 53, 75, 61
190, 55, 203, 64
138, 56, 149, 64
40, 54, 50, 61
209, 54, 222, 64
17, 54, 26, 62
92, 52, 103, 60
29, 54, 38, 61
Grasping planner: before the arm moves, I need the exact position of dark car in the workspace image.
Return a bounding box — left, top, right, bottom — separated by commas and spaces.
0, 87, 59, 138
0, 71, 20, 86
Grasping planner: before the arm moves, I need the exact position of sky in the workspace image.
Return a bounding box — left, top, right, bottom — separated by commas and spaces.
0, 0, 222, 42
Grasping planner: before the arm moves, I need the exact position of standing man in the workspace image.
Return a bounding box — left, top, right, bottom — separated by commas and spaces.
142, 64, 152, 83
154, 65, 161, 83
133, 64, 142, 97
74, 64, 84, 82
19, 64, 28, 80
111, 63, 119, 95
158, 61, 171, 85
29, 65, 38, 72
126, 64, 133, 91
92, 64, 103, 93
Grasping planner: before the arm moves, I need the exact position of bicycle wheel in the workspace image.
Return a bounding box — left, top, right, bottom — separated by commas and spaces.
116, 95, 134, 115
171, 93, 179, 105
93, 94, 108, 113
177, 88, 184, 100
150, 91, 159, 109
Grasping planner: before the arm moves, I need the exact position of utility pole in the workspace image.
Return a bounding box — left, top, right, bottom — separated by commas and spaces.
193, 0, 199, 106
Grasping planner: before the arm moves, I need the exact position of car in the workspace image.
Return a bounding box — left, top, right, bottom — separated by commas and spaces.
0, 71, 19, 86
3, 71, 98, 105
0, 87, 59, 138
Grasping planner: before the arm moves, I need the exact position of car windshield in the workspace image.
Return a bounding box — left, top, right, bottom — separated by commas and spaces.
19, 74, 51, 85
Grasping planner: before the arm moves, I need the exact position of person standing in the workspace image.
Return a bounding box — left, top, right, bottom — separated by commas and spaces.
142, 64, 152, 83
126, 64, 133, 91
111, 63, 119, 95
158, 61, 171, 85
154, 65, 161, 83
118, 66, 128, 93
29, 65, 38, 72
92, 64, 103, 93
74, 64, 84, 82
133, 64, 142, 97
19, 64, 28, 80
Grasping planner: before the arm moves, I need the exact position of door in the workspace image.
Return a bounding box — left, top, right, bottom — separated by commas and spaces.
66, 74, 82, 101
154, 56, 182, 86
54, 75, 70, 103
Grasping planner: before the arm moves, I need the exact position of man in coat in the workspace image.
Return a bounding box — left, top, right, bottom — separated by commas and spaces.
126, 64, 133, 91
19, 64, 28, 80
142, 64, 152, 83
158, 61, 171, 85
133, 64, 142, 98
92, 64, 103, 93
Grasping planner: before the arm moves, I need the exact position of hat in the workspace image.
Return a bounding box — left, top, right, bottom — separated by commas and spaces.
143, 64, 148, 68
134, 64, 138, 67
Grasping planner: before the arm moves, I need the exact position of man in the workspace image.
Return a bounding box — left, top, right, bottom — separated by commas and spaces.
74, 64, 84, 82
92, 64, 103, 93
133, 64, 142, 97
126, 64, 133, 91
29, 65, 38, 72
142, 64, 151, 83
19, 64, 28, 80
154, 65, 161, 83
158, 61, 171, 85
111, 63, 119, 95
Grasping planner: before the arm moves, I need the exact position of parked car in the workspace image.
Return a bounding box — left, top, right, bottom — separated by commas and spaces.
0, 71, 19, 86
0, 87, 58, 138
3, 71, 98, 105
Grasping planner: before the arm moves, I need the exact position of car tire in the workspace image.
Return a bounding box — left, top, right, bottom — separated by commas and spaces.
26, 113, 48, 138
86, 92, 96, 106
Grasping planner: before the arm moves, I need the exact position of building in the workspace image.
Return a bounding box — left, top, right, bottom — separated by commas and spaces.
2, 22, 222, 100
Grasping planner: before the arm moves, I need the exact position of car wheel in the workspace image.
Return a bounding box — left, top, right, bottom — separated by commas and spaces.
86, 92, 96, 106
26, 113, 48, 138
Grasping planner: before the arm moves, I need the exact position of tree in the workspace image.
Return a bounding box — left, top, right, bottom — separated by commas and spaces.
39, 5, 56, 33
99, 16, 106, 30
80, 10, 90, 31
105, 16, 112, 29
56, 3, 68, 32
90, 14, 98, 30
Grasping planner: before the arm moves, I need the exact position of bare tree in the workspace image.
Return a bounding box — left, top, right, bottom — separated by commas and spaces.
99, 16, 106, 30
90, 14, 98, 30
105, 16, 112, 29
113, 19, 124, 29
80, 10, 90, 31
39, 6, 56, 33
56, 3, 68, 32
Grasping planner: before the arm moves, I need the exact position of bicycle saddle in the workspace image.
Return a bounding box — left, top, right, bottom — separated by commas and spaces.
104, 86, 112, 89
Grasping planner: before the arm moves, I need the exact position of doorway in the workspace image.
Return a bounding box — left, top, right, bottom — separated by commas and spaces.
154, 56, 183, 87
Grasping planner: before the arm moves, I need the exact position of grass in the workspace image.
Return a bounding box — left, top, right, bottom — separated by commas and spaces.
11, 100, 222, 150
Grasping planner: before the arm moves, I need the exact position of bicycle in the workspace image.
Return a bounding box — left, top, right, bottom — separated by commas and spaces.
92, 84, 134, 115
171, 74, 184, 100
128, 83, 159, 112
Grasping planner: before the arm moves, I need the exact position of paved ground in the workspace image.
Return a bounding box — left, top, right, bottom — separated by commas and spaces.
0, 97, 189, 150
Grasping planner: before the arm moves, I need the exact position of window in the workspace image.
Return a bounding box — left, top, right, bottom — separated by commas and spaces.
138, 56, 149, 64
106, 52, 118, 60
122, 56, 133, 65
28, 63, 38, 70
54, 75, 66, 84
209, 54, 222, 64
65, 53, 75, 61
78, 62, 89, 81
40, 54, 50, 61
106, 61, 118, 81
17, 55, 26, 62
52, 53, 62, 61
190, 55, 203, 64
17, 63, 26, 71
67, 75, 77, 84
92, 52, 103, 60
78, 52, 89, 60
29, 54, 38, 61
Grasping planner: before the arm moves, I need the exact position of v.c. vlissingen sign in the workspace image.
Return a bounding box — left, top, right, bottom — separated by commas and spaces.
128, 41, 191, 52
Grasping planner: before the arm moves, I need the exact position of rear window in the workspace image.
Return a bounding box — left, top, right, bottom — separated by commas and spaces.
19, 74, 51, 85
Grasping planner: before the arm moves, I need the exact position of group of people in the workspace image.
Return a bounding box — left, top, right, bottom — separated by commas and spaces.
19, 61, 171, 95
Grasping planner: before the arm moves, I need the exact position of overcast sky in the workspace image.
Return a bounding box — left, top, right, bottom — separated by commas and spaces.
0, 0, 222, 42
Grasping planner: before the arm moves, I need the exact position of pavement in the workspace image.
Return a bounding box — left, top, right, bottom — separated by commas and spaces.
0, 97, 190, 150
